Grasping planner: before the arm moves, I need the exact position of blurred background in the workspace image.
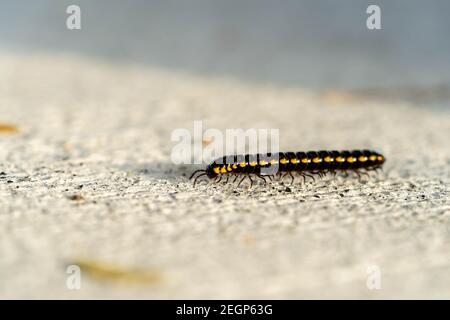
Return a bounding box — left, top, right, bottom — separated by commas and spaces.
1, 0, 450, 101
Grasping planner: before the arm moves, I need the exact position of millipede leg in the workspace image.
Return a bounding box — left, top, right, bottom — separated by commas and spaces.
276, 172, 283, 181
299, 173, 307, 185
316, 171, 326, 179
248, 175, 254, 188
280, 172, 290, 184
189, 169, 206, 180
304, 173, 316, 183
354, 170, 363, 182
361, 168, 374, 177
193, 173, 207, 187
374, 167, 384, 179
237, 175, 248, 187
288, 172, 295, 185
358, 170, 371, 180
256, 174, 267, 186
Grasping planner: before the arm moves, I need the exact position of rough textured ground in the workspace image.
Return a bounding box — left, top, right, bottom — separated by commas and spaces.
0, 53, 449, 299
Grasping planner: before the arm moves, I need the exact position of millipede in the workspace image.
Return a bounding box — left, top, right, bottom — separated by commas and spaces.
190, 150, 385, 187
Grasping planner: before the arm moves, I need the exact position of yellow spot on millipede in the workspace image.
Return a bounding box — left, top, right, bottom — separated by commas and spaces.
301, 158, 308, 164
239, 162, 246, 167
227, 165, 232, 172
280, 159, 287, 164
232, 164, 238, 169
220, 167, 227, 174
290, 159, 298, 164
213, 167, 220, 174
369, 155, 377, 161
259, 160, 267, 166
347, 157, 355, 163
377, 156, 384, 161
324, 156, 332, 162
336, 156, 345, 162
358, 156, 367, 162
269, 159, 277, 165
312, 157, 321, 163
249, 161, 257, 167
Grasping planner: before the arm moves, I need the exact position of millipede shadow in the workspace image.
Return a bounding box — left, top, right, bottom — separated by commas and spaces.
115, 161, 205, 183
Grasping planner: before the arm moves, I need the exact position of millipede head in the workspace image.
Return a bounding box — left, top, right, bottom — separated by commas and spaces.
205, 164, 219, 179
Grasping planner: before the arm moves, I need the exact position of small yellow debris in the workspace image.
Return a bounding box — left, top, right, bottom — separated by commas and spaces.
71, 259, 161, 285
243, 234, 255, 245
68, 194, 85, 202
202, 139, 213, 147
321, 90, 357, 106
63, 142, 71, 152
0, 123, 19, 134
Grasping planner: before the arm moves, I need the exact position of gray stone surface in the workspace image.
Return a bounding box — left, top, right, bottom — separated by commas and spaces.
0, 53, 449, 299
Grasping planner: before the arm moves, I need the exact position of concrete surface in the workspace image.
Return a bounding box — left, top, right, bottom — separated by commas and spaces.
0, 53, 449, 299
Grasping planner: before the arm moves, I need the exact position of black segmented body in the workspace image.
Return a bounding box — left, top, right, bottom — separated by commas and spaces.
190, 150, 385, 186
